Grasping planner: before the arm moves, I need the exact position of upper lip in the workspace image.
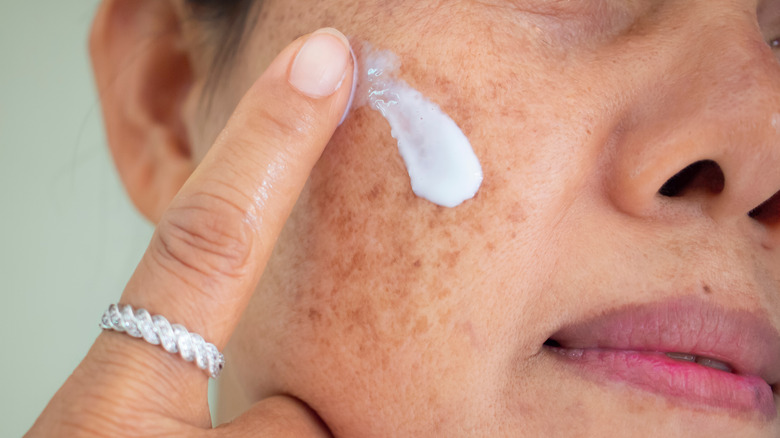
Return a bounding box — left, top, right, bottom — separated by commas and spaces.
545, 296, 780, 386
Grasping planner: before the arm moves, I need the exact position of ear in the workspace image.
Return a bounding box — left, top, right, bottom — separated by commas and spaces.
90, 0, 195, 223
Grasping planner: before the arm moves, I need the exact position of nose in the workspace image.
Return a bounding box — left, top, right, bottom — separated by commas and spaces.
607, 4, 780, 232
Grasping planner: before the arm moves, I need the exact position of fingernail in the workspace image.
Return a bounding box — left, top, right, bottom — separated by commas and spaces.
338, 47, 358, 127
289, 28, 351, 98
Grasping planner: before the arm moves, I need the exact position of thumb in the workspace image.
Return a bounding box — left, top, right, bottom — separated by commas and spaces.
211, 396, 332, 438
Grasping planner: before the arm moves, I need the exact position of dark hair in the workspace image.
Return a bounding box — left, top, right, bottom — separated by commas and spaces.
186, 0, 260, 102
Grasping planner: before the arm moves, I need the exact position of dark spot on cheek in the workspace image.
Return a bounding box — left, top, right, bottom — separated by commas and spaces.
468, 219, 486, 235
308, 308, 322, 323
508, 201, 528, 224
349, 250, 367, 272
367, 183, 384, 201
413, 316, 429, 335
702, 283, 712, 294
436, 287, 452, 300
438, 308, 453, 326
413, 259, 422, 268
439, 249, 462, 269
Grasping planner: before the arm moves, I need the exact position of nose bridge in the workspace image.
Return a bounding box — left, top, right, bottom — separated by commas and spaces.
692, 22, 780, 115
608, 6, 780, 222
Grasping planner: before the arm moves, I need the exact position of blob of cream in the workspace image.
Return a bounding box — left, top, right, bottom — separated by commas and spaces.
352, 44, 483, 208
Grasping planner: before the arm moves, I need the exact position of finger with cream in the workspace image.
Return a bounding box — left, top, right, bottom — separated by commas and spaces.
352, 43, 483, 208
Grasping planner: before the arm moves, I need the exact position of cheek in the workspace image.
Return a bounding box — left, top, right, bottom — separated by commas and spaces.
252, 63, 592, 419
231, 4, 616, 430
295, 109, 491, 355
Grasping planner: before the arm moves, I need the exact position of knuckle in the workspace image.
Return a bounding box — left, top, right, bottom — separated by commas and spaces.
239, 95, 318, 147
153, 187, 256, 284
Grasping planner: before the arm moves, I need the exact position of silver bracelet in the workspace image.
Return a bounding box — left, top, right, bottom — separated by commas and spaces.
99, 304, 225, 379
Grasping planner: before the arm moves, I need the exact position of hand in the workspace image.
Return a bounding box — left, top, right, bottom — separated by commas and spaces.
26, 27, 355, 438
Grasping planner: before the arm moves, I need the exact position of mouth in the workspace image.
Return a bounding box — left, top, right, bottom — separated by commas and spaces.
542, 297, 780, 419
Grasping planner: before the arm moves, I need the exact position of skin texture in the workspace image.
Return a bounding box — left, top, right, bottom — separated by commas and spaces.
94, 0, 780, 436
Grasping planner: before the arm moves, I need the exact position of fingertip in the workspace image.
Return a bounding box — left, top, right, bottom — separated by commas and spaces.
338, 45, 358, 127
288, 27, 354, 99
310, 27, 352, 54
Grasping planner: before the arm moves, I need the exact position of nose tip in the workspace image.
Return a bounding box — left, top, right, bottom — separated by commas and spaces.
606, 16, 780, 233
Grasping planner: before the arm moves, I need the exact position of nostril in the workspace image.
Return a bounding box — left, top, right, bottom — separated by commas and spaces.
658, 160, 725, 198
749, 191, 780, 226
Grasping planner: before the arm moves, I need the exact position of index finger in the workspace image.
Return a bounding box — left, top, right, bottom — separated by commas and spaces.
87, 27, 355, 423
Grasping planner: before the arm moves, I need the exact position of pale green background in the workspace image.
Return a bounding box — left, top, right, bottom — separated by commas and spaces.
0, 1, 217, 435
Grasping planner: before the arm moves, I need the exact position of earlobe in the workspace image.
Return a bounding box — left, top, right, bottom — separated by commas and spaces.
90, 0, 195, 223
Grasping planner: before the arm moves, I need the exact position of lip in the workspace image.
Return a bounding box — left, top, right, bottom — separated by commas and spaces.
544, 296, 780, 419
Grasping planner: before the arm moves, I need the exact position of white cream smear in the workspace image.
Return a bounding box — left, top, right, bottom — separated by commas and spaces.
354, 44, 483, 208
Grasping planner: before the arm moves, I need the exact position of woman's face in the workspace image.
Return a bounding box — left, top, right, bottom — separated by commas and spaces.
178, 0, 780, 436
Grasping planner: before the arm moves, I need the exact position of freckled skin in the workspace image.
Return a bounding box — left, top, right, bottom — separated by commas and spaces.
179, 0, 780, 436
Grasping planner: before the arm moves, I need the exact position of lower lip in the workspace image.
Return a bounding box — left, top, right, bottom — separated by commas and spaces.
547, 347, 776, 419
